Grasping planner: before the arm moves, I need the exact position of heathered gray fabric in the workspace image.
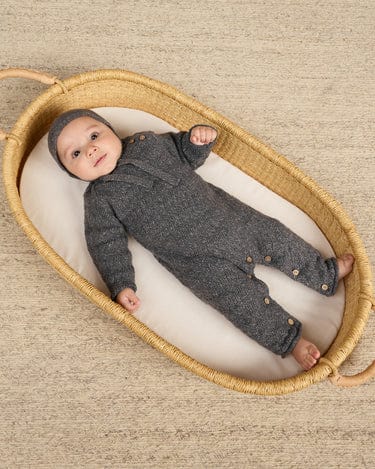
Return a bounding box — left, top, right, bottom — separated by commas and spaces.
84, 126, 338, 357
48, 109, 117, 177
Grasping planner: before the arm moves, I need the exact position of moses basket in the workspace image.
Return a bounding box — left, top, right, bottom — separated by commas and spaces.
1, 68, 374, 395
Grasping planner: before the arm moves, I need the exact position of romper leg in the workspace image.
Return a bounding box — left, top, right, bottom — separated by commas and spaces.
249, 213, 339, 296
160, 254, 302, 357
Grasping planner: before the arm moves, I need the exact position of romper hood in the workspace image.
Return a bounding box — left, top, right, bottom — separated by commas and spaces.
48, 109, 118, 178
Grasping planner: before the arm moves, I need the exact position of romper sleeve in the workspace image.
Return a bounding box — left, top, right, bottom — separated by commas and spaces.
84, 187, 137, 301
170, 124, 218, 169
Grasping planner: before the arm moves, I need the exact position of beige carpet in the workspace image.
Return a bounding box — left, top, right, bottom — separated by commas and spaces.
1, 1, 374, 467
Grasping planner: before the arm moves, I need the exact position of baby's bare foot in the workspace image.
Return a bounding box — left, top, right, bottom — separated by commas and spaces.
337, 253, 355, 281
292, 337, 321, 370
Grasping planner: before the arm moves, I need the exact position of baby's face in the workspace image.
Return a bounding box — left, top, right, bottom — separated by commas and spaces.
56, 117, 122, 181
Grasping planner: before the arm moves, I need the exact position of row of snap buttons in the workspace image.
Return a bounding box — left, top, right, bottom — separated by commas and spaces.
246, 256, 296, 326
246, 255, 301, 278
263, 300, 295, 326
129, 134, 146, 144
247, 255, 273, 263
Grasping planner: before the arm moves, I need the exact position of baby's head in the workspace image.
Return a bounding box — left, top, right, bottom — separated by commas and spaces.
48, 109, 122, 181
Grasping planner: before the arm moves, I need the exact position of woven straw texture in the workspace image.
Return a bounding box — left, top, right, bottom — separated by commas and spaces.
0, 1, 374, 467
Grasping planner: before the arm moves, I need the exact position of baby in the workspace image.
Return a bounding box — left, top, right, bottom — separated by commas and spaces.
48, 109, 354, 371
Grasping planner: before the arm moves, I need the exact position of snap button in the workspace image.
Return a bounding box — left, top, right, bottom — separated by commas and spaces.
129, 138, 135, 144
139, 134, 146, 140
292, 269, 300, 276
264, 297, 270, 305
288, 318, 295, 326
321, 284, 329, 291
247, 274, 253, 279
246, 256, 253, 263
264, 255, 272, 263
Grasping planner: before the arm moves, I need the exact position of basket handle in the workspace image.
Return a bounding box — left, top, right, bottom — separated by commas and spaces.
320, 358, 375, 388
320, 297, 375, 387
0, 67, 67, 142
0, 68, 59, 85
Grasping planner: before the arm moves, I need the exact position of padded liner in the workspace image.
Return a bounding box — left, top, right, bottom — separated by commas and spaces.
20, 107, 344, 380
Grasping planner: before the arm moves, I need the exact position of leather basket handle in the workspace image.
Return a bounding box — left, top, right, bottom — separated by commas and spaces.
0, 67, 58, 85
0, 67, 67, 143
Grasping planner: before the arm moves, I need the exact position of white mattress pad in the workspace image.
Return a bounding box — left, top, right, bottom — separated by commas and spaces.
20, 107, 344, 380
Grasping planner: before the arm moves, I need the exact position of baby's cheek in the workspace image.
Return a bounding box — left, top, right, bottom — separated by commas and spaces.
114, 137, 122, 157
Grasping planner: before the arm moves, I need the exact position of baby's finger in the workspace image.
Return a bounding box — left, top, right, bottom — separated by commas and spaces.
190, 134, 198, 144
190, 127, 203, 145
204, 127, 217, 143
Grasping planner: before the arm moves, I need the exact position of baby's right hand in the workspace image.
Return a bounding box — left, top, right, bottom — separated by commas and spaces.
116, 287, 141, 312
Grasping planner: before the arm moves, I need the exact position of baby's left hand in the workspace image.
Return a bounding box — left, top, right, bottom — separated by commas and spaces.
190, 126, 217, 146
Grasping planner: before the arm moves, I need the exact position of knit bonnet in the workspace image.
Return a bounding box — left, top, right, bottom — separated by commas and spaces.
48, 109, 117, 177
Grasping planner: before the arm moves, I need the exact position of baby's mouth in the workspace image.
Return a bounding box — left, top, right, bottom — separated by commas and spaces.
94, 154, 107, 167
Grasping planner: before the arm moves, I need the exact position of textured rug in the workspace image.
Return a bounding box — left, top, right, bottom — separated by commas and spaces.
0, 1, 374, 467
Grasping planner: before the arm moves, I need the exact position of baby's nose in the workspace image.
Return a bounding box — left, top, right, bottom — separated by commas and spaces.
87, 145, 98, 158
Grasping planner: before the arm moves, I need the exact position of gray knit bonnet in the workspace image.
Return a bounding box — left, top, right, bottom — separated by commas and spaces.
48, 109, 117, 177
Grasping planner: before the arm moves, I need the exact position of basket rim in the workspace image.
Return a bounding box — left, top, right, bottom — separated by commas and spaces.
1, 68, 373, 394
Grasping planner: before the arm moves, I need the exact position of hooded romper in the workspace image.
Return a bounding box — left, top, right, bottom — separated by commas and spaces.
84, 126, 338, 357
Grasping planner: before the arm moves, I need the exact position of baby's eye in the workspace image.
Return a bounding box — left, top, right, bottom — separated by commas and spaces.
72, 150, 80, 158
90, 132, 99, 141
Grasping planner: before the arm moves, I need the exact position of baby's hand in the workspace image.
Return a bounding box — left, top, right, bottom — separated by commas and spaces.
190, 126, 217, 146
116, 287, 141, 313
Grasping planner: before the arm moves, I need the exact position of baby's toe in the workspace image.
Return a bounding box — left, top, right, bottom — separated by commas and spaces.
303, 347, 320, 369
304, 355, 317, 370
310, 347, 321, 360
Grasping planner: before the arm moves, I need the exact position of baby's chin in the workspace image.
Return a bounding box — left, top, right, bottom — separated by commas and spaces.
92, 157, 119, 179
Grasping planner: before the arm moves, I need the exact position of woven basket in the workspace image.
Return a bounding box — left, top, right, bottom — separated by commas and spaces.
1, 68, 374, 394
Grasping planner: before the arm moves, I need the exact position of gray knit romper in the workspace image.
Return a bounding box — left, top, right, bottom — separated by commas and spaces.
84, 127, 338, 357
